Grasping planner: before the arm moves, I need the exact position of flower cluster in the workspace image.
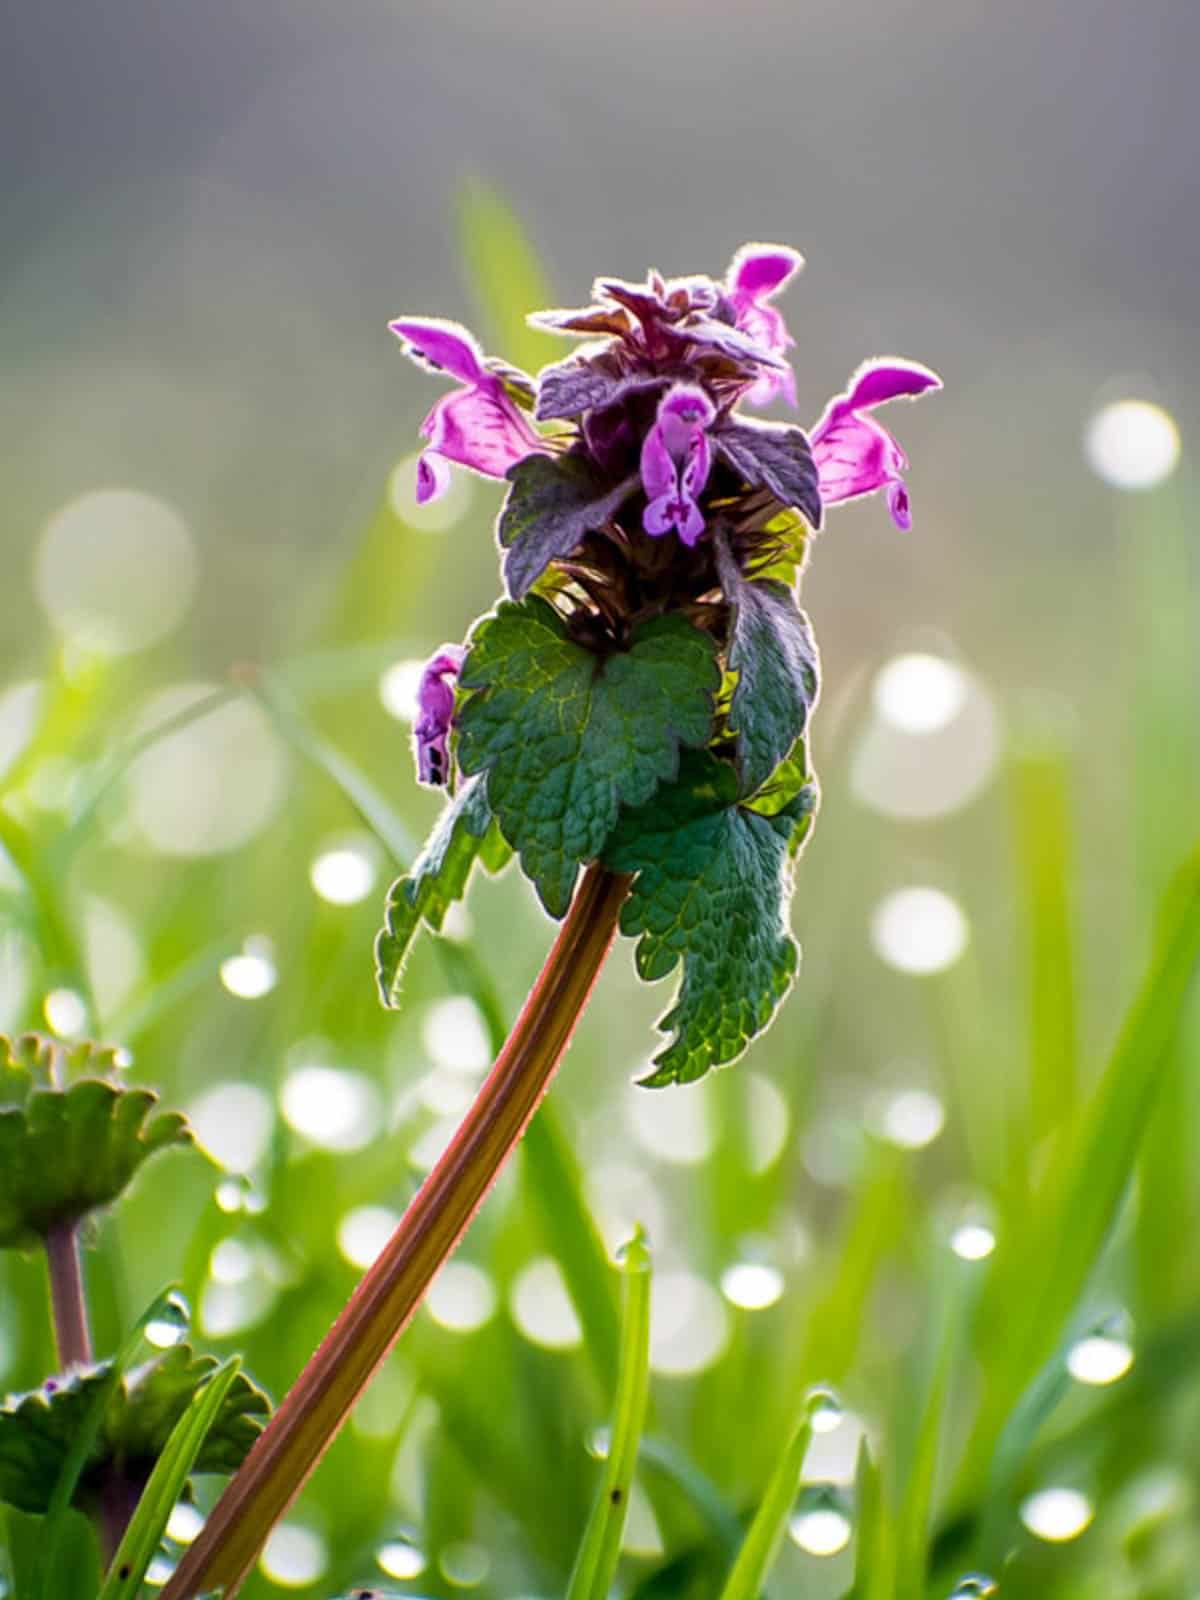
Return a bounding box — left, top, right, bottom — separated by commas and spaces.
391, 244, 940, 785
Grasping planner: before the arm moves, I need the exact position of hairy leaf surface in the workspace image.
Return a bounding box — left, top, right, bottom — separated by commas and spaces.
375, 777, 511, 1007
458, 599, 719, 916
498, 455, 637, 599
716, 535, 820, 797
604, 753, 805, 1085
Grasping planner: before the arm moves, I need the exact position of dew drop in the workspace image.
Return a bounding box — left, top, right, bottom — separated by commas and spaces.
376, 1538, 425, 1580
1066, 1332, 1134, 1387
789, 1505, 852, 1557
950, 1222, 996, 1261
145, 1290, 190, 1349
721, 1262, 784, 1310
1020, 1486, 1094, 1542
949, 1577, 998, 1599
165, 1501, 204, 1545
807, 1387, 844, 1434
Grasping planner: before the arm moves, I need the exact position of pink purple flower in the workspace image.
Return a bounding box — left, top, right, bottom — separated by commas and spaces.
413, 644, 465, 786
724, 244, 804, 408
389, 317, 544, 503
809, 359, 942, 530
640, 384, 716, 546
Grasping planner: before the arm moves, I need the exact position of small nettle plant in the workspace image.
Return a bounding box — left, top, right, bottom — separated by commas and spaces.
0, 1032, 269, 1598
380, 244, 939, 1083
2, 244, 938, 1599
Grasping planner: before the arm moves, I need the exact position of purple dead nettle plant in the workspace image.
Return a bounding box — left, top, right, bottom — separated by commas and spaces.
164, 243, 940, 1598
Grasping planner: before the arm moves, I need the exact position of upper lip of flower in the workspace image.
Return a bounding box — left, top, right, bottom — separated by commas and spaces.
388, 317, 545, 503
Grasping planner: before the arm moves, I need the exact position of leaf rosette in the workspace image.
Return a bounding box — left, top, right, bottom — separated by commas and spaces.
0, 1344, 270, 1516
0, 1033, 192, 1250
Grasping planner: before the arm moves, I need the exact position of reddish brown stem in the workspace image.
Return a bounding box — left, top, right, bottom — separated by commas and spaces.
163, 863, 630, 1599
44, 1220, 93, 1370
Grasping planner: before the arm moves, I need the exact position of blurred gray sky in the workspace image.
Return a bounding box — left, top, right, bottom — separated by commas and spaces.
3, 0, 1197, 681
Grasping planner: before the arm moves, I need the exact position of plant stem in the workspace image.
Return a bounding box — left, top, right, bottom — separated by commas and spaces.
163, 862, 631, 1600
44, 1221, 93, 1370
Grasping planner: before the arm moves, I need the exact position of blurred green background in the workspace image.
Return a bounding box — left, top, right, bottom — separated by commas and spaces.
2, 2, 1200, 1596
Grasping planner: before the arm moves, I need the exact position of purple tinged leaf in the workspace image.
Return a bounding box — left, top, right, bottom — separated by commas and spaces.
535, 355, 665, 422
676, 316, 788, 370
715, 533, 821, 796
715, 418, 823, 529
498, 455, 639, 598
528, 305, 633, 338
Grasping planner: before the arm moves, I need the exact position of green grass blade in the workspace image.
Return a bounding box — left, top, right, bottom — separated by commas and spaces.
717, 1396, 818, 1600
455, 177, 562, 375
894, 1270, 970, 1600
251, 673, 415, 865
794, 1144, 906, 1391
638, 1436, 745, 1558
967, 837, 1200, 1486
850, 1436, 891, 1600
521, 1107, 622, 1394
35, 1287, 188, 1600
1011, 748, 1078, 1147
566, 1229, 653, 1600
97, 1357, 241, 1600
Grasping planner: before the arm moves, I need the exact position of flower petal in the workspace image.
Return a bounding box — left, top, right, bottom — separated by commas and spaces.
413, 644, 465, 787
811, 411, 903, 506
422, 383, 543, 482
837, 358, 942, 412
389, 317, 487, 385
809, 357, 940, 528
415, 450, 452, 504
727, 243, 804, 301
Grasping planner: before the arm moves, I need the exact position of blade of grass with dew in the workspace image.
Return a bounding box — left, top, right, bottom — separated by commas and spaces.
976, 1337, 1073, 1565
97, 1357, 242, 1600
566, 1229, 652, 1600
35, 1286, 189, 1600
456, 177, 562, 376
715, 1393, 816, 1600
964, 837, 1200, 1491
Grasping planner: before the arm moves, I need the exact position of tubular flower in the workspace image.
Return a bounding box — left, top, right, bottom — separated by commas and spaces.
809, 360, 943, 531
640, 385, 716, 545
413, 645, 465, 787
389, 318, 545, 503
391, 247, 939, 791
724, 243, 803, 407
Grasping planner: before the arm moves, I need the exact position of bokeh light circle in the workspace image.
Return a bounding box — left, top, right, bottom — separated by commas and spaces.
871, 888, 968, 975
35, 489, 197, 653
127, 685, 288, 856
1085, 400, 1180, 490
